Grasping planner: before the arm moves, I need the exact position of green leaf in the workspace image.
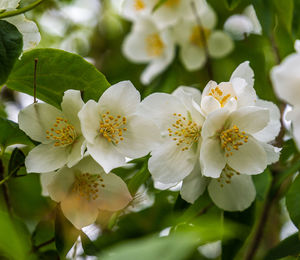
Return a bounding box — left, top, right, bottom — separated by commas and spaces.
286, 173, 300, 229
8, 148, 25, 177
273, 0, 293, 33
6, 48, 110, 108
252, 168, 272, 200
264, 233, 300, 260
98, 233, 198, 260
81, 231, 99, 256
55, 206, 80, 258
32, 219, 55, 250
127, 160, 150, 195
223, 0, 240, 10
0, 20, 23, 85
152, 0, 168, 12
0, 117, 31, 150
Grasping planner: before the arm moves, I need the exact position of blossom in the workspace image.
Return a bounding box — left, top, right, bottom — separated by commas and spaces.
1, 0, 41, 50
40, 156, 132, 229
173, 1, 233, 71
200, 106, 278, 179
18, 90, 85, 173
78, 81, 158, 173
224, 5, 262, 40
139, 86, 204, 183
122, 18, 175, 84
271, 40, 300, 150
200, 61, 256, 116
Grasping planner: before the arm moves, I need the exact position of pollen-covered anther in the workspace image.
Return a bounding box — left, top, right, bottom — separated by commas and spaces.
45, 117, 76, 147
146, 33, 164, 57
165, 0, 180, 7
168, 113, 200, 151
190, 26, 211, 47
134, 0, 145, 10
220, 125, 248, 157
217, 165, 240, 187
208, 86, 237, 107
73, 173, 104, 201
99, 111, 127, 144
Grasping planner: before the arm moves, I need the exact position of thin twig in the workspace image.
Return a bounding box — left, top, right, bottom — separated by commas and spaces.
0, 159, 13, 216
33, 58, 38, 103
190, 1, 213, 79
33, 237, 55, 252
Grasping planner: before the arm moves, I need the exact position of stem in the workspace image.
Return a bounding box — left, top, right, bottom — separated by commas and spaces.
0, 159, 13, 216
33, 58, 38, 103
270, 33, 281, 65
190, 1, 213, 79
0, 0, 45, 19
33, 237, 55, 251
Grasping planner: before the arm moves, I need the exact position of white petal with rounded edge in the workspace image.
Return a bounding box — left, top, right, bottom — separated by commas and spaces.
230, 61, 254, 88
6, 14, 40, 50
154, 181, 179, 190
229, 106, 269, 134
181, 164, 208, 203
295, 40, 300, 53
115, 114, 160, 159
200, 138, 226, 178
87, 137, 126, 173
180, 44, 206, 71
98, 81, 140, 115
61, 90, 84, 133
244, 5, 262, 35
18, 103, 64, 143
40, 171, 58, 197
253, 100, 281, 142
231, 77, 256, 107
224, 15, 253, 40
201, 95, 221, 116
207, 31, 234, 58
148, 141, 197, 184
260, 142, 281, 165
25, 144, 68, 173
0, 0, 20, 9
227, 135, 267, 175
202, 80, 218, 97
208, 174, 255, 211
67, 136, 86, 168
78, 100, 100, 144
289, 106, 300, 150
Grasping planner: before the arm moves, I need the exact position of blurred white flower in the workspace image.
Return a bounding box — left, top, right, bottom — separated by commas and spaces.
139, 86, 204, 184
271, 40, 300, 150
18, 90, 86, 173
174, 1, 233, 71
78, 81, 159, 173
1, 0, 41, 50
224, 5, 262, 40
122, 18, 175, 84
41, 156, 132, 229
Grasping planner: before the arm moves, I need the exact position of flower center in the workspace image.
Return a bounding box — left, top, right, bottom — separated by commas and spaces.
164, 0, 180, 7
208, 85, 237, 107
146, 33, 164, 57
99, 111, 127, 144
189, 26, 211, 47
220, 125, 248, 157
46, 117, 77, 147
217, 165, 240, 187
134, 0, 145, 10
168, 113, 201, 151
72, 173, 105, 201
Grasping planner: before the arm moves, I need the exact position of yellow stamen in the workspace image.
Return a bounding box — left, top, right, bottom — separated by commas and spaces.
146, 33, 164, 57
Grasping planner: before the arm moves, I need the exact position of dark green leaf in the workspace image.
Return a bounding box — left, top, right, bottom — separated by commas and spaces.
286, 172, 300, 229
8, 148, 25, 177
0, 117, 31, 149
127, 161, 150, 195
6, 48, 110, 108
264, 233, 300, 260
81, 231, 99, 256
0, 20, 23, 85
32, 219, 55, 250
37, 250, 59, 260
223, 0, 240, 10
253, 168, 272, 200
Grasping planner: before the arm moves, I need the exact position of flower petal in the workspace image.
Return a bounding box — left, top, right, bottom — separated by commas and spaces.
98, 81, 141, 115
25, 144, 68, 173
208, 174, 256, 211
67, 136, 86, 168
87, 137, 126, 173
227, 135, 267, 175
229, 106, 269, 134
181, 164, 208, 203
148, 141, 197, 184
201, 95, 221, 116
40, 171, 57, 197
207, 31, 234, 58
18, 103, 64, 143
1, 0, 20, 9
200, 138, 226, 178
289, 106, 300, 150
61, 90, 84, 133
230, 61, 254, 88
180, 44, 206, 71
260, 142, 281, 165
231, 77, 256, 107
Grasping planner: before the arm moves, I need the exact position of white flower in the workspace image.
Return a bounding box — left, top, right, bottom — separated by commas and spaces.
122, 18, 175, 84
200, 106, 278, 178
180, 162, 256, 211
271, 40, 300, 149
40, 156, 132, 229
121, 0, 155, 22
200, 61, 256, 116
139, 86, 205, 183
224, 5, 262, 40
78, 81, 158, 173
18, 90, 86, 173
174, 1, 233, 71
1, 0, 41, 50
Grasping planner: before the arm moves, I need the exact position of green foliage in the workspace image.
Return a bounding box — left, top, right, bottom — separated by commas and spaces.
0, 21, 23, 86
253, 169, 272, 200
286, 173, 300, 230
6, 48, 110, 108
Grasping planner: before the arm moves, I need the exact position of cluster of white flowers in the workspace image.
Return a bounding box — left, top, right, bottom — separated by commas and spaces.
18, 61, 281, 228
271, 40, 300, 151
1, 0, 40, 50
120, 0, 234, 84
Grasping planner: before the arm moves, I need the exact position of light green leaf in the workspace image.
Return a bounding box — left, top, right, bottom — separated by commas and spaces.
6, 48, 110, 108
